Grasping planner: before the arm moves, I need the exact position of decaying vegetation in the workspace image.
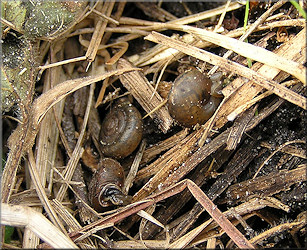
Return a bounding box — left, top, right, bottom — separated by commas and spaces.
1, 1, 306, 248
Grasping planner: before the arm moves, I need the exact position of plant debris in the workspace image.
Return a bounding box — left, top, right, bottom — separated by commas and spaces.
1, 1, 306, 249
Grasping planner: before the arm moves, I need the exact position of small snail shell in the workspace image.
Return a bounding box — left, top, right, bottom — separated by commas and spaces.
88, 158, 131, 212
99, 97, 143, 159
167, 68, 222, 127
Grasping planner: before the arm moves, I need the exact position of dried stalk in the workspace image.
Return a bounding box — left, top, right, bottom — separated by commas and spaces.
209, 0, 286, 74
216, 27, 306, 129
129, 18, 305, 67
55, 83, 94, 202
250, 211, 306, 245
145, 30, 306, 109
51, 199, 94, 248
85, 2, 115, 62
27, 150, 66, 233
123, 140, 146, 194
225, 105, 257, 150
226, 165, 306, 203
139, 129, 188, 167
143, 125, 262, 241
183, 198, 291, 248
23, 52, 67, 248
156, 86, 302, 239
117, 58, 173, 133
112, 240, 166, 249
2, 68, 138, 203
1, 203, 77, 249
69, 179, 254, 248
227, 79, 299, 121
253, 140, 306, 178
184, 25, 306, 84
260, 141, 306, 159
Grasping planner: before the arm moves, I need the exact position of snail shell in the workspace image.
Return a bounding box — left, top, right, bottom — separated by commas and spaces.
88, 158, 131, 212
167, 68, 222, 127
99, 97, 143, 159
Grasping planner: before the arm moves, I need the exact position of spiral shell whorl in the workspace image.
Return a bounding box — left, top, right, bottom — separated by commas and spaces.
99, 97, 143, 159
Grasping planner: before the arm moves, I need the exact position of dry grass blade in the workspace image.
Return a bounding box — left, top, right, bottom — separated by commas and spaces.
145, 31, 306, 110
23, 66, 66, 248
32, 68, 140, 125
209, 0, 286, 75
250, 211, 306, 246
226, 165, 307, 203
137, 128, 188, 172
85, 2, 115, 62
182, 24, 306, 84
1, 67, 138, 209
51, 200, 94, 248
1, 203, 77, 249
185, 182, 254, 249
117, 58, 173, 133
260, 141, 306, 159
225, 105, 257, 150
133, 4, 306, 83
215, 28, 306, 129
112, 240, 166, 249
123, 2, 299, 69
27, 150, 66, 233
130, 17, 305, 67
132, 131, 199, 202
69, 179, 254, 248
116, 1, 243, 47
2, 2, 305, 248
253, 140, 305, 178
185, 197, 291, 247
55, 83, 94, 202
123, 140, 146, 194
227, 79, 299, 121
38, 56, 87, 70
137, 209, 165, 231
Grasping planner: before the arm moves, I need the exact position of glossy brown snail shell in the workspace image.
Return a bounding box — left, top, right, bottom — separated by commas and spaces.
167, 68, 223, 127
99, 97, 143, 159
88, 158, 131, 212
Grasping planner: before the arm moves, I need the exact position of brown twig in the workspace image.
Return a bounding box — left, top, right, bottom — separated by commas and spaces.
69, 179, 254, 248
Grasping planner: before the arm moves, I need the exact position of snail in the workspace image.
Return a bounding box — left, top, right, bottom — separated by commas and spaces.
99, 97, 143, 159
88, 158, 131, 212
167, 68, 223, 127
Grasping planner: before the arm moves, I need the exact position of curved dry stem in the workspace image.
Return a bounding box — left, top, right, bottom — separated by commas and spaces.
69, 179, 254, 249
1, 203, 77, 249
